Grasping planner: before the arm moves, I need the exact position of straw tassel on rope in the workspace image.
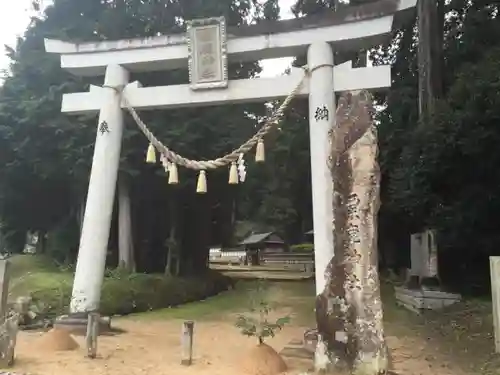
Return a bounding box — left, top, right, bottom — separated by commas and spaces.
168, 163, 179, 185
146, 143, 156, 163
124, 68, 307, 172
196, 170, 207, 193
228, 162, 239, 185
255, 139, 265, 163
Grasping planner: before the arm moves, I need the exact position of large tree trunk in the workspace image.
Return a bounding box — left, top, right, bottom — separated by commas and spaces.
416, 0, 444, 288
192, 194, 210, 272
165, 187, 178, 276
315, 92, 388, 374
418, 0, 444, 118
118, 178, 135, 272
77, 198, 85, 236
35, 230, 46, 254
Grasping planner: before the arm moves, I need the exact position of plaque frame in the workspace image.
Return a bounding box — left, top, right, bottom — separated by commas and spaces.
187, 17, 228, 90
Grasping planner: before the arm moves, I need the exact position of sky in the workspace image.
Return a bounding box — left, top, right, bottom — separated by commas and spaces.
0, 0, 296, 78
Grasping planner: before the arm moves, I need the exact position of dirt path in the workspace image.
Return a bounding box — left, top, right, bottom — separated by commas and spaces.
15, 320, 307, 375
387, 335, 468, 375
12, 319, 467, 375
8, 282, 476, 375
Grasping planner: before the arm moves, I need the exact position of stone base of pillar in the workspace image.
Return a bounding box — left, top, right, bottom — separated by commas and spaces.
54, 313, 113, 336
404, 275, 441, 291
395, 286, 461, 314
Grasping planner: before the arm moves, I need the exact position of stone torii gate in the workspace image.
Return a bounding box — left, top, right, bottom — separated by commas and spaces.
45, 0, 415, 368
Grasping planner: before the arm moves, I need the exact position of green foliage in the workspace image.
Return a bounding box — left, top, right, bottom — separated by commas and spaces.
8, 254, 59, 278
369, 0, 500, 289
44, 216, 80, 263
0, 0, 292, 271
389, 46, 500, 250
290, 243, 314, 252
11, 266, 232, 318
234, 280, 290, 344
99, 270, 230, 316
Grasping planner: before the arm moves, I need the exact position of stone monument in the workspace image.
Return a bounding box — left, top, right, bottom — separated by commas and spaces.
395, 229, 461, 313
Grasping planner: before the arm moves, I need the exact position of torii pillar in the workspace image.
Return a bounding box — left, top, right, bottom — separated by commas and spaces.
70, 65, 129, 313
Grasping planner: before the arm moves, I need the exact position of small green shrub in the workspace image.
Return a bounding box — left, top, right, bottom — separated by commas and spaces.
13, 267, 231, 318
235, 281, 290, 344
290, 243, 314, 252
8, 254, 59, 277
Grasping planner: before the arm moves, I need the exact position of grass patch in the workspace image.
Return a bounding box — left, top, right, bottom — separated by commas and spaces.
138, 280, 317, 324
388, 298, 500, 375
6, 255, 232, 318
8, 254, 59, 278
137, 280, 259, 320
380, 280, 499, 375
271, 281, 315, 325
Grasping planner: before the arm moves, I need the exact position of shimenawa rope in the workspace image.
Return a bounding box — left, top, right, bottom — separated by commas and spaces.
106, 66, 310, 171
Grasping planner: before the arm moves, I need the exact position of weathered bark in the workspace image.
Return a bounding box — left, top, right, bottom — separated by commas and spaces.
0, 260, 11, 323
165, 238, 173, 276
190, 194, 210, 273
418, 0, 443, 118
316, 91, 388, 374
416, 0, 444, 289
417, 0, 430, 117
434, 0, 445, 100
165, 224, 178, 276
118, 178, 135, 272
174, 253, 181, 276
166, 187, 180, 276
35, 230, 47, 254
78, 198, 85, 236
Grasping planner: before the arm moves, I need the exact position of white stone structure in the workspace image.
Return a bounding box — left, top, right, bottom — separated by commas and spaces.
396, 229, 461, 313
394, 286, 461, 313
44, 0, 416, 325
409, 229, 438, 281
490, 256, 500, 353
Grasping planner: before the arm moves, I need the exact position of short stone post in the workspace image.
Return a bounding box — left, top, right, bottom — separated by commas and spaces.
0, 316, 18, 367
490, 257, 500, 353
86, 312, 100, 358
0, 260, 17, 367
181, 320, 194, 365
0, 260, 11, 322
